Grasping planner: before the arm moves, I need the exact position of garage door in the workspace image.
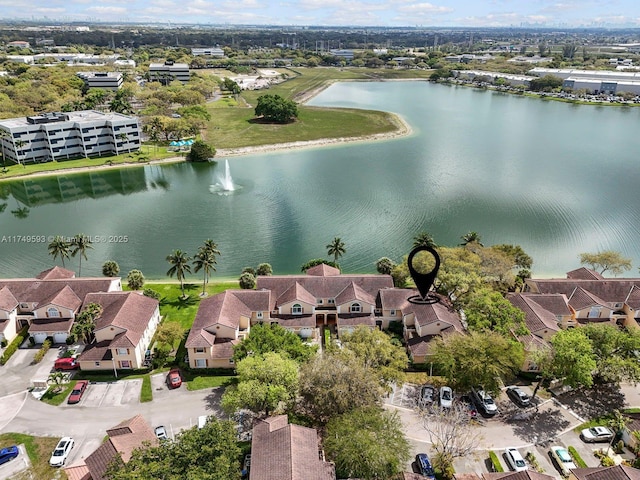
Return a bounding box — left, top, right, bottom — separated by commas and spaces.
32, 333, 48, 344
53, 332, 68, 344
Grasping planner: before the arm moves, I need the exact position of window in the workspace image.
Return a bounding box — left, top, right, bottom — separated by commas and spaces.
47, 307, 60, 317
195, 347, 205, 353
317, 299, 323, 304
588, 306, 601, 318
229, 358, 234, 364
95, 362, 101, 367
328, 298, 335, 304
350, 303, 362, 313
292, 304, 303, 315
195, 359, 207, 368
120, 360, 131, 369
390, 309, 396, 316
257, 311, 263, 319
117, 348, 128, 355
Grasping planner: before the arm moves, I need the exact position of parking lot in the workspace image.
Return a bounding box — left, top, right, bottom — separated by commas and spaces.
65, 379, 142, 407
0, 444, 30, 479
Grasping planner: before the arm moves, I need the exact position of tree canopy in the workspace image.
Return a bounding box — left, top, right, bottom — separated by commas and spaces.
582, 323, 640, 385
324, 407, 410, 480
254, 94, 298, 123
579, 250, 632, 276
186, 140, 216, 162
105, 417, 241, 480
232, 323, 317, 363
463, 288, 528, 336
300, 258, 340, 272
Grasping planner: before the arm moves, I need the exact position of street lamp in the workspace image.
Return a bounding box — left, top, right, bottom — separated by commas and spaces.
112, 356, 118, 378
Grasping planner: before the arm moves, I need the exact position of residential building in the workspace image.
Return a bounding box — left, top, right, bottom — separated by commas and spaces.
569, 465, 640, 480
186, 264, 466, 368
64, 414, 157, 480
148, 60, 190, 84
0, 110, 140, 164
76, 72, 123, 91
249, 415, 335, 480
454, 470, 557, 480
0, 267, 121, 344
6, 41, 30, 49
191, 47, 225, 57
76, 291, 160, 371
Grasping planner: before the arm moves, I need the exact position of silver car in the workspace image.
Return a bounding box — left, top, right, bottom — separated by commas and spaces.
504, 447, 527, 472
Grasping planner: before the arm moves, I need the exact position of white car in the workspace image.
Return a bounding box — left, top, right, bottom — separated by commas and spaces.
550, 446, 577, 477
580, 426, 614, 443
155, 425, 168, 441
49, 437, 74, 467
504, 447, 527, 472
439, 386, 453, 409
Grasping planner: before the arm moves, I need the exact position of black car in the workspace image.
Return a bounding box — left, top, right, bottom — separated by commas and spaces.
506, 386, 531, 408
419, 384, 436, 407
416, 453, 436, 479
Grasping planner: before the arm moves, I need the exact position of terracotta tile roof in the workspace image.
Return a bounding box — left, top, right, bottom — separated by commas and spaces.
568, 286, 608, 311
407, 334, 440, 358
187, 290, 271, 348
337, 314, 376, 326
63, 464, 91, 480
483, 471, 556, 480
0, 286, 18, 312
566, 267, 604, 280
84, 292, 158, 348
36, 266, 76, 280
211, 337, 239, 359
521, 293, 572, 317
526, 278, 640, 304
272, 316, 317, 328
334, 282, 376, 306
277, 282, 317, 307
0, 278, 116, 308
516, 332, 550, 351
569, 466, 640, 480
40, 284, 82, 311
405, 473, 431, 480
29, 317, 74, 333
257, 274, 393, 306
306, 264, 341, 276
78, 340, 113, 362
250, 416, 335, 480
377, 289, 464, 332
625, 285, 640, 310
506, 293, 561, 334
454, 474, 482, 480
79, 414, 157, 480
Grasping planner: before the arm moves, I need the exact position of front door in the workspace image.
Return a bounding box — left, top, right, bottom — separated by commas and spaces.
316, 314, 325, 327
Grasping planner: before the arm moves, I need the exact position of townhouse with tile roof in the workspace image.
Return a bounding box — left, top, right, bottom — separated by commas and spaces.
186, 264, 466, 368
77, 291, 160, 371
64, 414, 157, 480
0, 266, 121, 345
569, 465, 640, 480
249, 415, 336, 480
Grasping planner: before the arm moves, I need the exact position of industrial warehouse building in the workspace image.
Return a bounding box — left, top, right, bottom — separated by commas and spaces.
529, 67, 640, 95
0, 110, 140, 164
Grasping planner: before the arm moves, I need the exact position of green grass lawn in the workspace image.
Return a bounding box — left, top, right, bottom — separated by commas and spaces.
0, 432, 59, 479
40, 381, 77, 406
185, 374, 236, 391
140, 374, 153, 402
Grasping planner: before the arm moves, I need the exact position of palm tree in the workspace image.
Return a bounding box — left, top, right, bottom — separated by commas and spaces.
193, 249, 217, 296
326, 237, 346, 263
48, 236, 71, 268
166, 249, 192, 298
70, 234, 93, 277
604, 409, 628, 463
413, 231, 438, 249
460, 231, 484, 247
14, 139, 26, 166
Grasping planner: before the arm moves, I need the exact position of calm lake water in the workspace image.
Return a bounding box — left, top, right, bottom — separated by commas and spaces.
2, 81, 640, 279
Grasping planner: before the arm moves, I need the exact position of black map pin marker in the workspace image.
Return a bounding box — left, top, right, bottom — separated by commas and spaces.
407, 245, 441, 305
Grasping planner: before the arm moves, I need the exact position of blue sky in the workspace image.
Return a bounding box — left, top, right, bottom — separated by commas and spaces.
7, 0, 640, 27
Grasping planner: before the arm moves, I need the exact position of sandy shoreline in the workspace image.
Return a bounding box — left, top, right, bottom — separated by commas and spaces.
0, 79, 414, 182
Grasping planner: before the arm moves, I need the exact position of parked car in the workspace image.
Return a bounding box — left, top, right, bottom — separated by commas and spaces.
459, 395, 478, 420
471, 387, 498, 415
155, 426, 168, 441
506, 386, 531, 408
49, 437, 74, 467
419, 384, 436, 407
550, 446, 577, 477
166, 368, 182, 389
580, 426, 614, 443
439, 386, 453, 409
67, 380, 88, 404
416, 453, 436, 479
0, 445, 19, 465
54, 357, 78, 371
504, 447, 528, 472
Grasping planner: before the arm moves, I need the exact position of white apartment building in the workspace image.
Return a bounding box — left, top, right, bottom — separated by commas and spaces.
191, 47, 224, 57
148, 60, 190, 84
77, 72, 123, 90
0, 110, 140, 164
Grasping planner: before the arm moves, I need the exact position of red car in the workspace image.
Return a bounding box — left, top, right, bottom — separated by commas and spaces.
67, 380, 88, 404
166, 369, 182, 389
54, 358, 78, 371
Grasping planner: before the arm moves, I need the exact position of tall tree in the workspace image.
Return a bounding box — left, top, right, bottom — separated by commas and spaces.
326, 237, 346, 263
127, 269, 145, 290
579, 250, 632, 276
430, 331, 524, 396
221, 352, 299, 416
582, 323, 640, 385
105, 416, 242, 480
463, 288, 528, 336
166, 249, 192, 298
233, 323, 316, 363
102, 260, 120, 277
70, 234, 93, 277
48, 236, 71, 268
324, 407, 410, 480
413, 231, 438, 249
375, 257, 396, 275
460, 231, 483, 246
193, 248, 217, 296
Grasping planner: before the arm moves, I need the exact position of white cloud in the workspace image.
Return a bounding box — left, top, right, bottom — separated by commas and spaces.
397, 2, 453, 14
85, 5, 128, 14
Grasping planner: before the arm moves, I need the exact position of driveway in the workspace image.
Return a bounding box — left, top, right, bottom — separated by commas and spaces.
66, 379, 142, 408
0, 346, 60, 397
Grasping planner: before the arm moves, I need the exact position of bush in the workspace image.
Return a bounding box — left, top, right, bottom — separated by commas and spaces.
615, 440, 625, 455
186, 140, 216, 162
489, 451, 504, 472
568, 446, 587, 468
33, 339, 52, 364
0, 339, 6, 348
143, 288, 161, 300
0, 326, 29, 365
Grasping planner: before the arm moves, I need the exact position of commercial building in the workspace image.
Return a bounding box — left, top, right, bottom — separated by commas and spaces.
148, 60, 190, 84
76, 72, 123, 91
453, 70, 532, 87
529, 67, 640, 95
0, 110, 140, 164
191, 47, 224, 57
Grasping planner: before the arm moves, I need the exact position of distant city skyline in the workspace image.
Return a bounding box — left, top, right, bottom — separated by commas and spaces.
5, 0, 640, 28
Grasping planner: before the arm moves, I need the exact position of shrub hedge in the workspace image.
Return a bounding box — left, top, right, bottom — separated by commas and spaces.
33, 339, 52, 364
0, 326, 29, 365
